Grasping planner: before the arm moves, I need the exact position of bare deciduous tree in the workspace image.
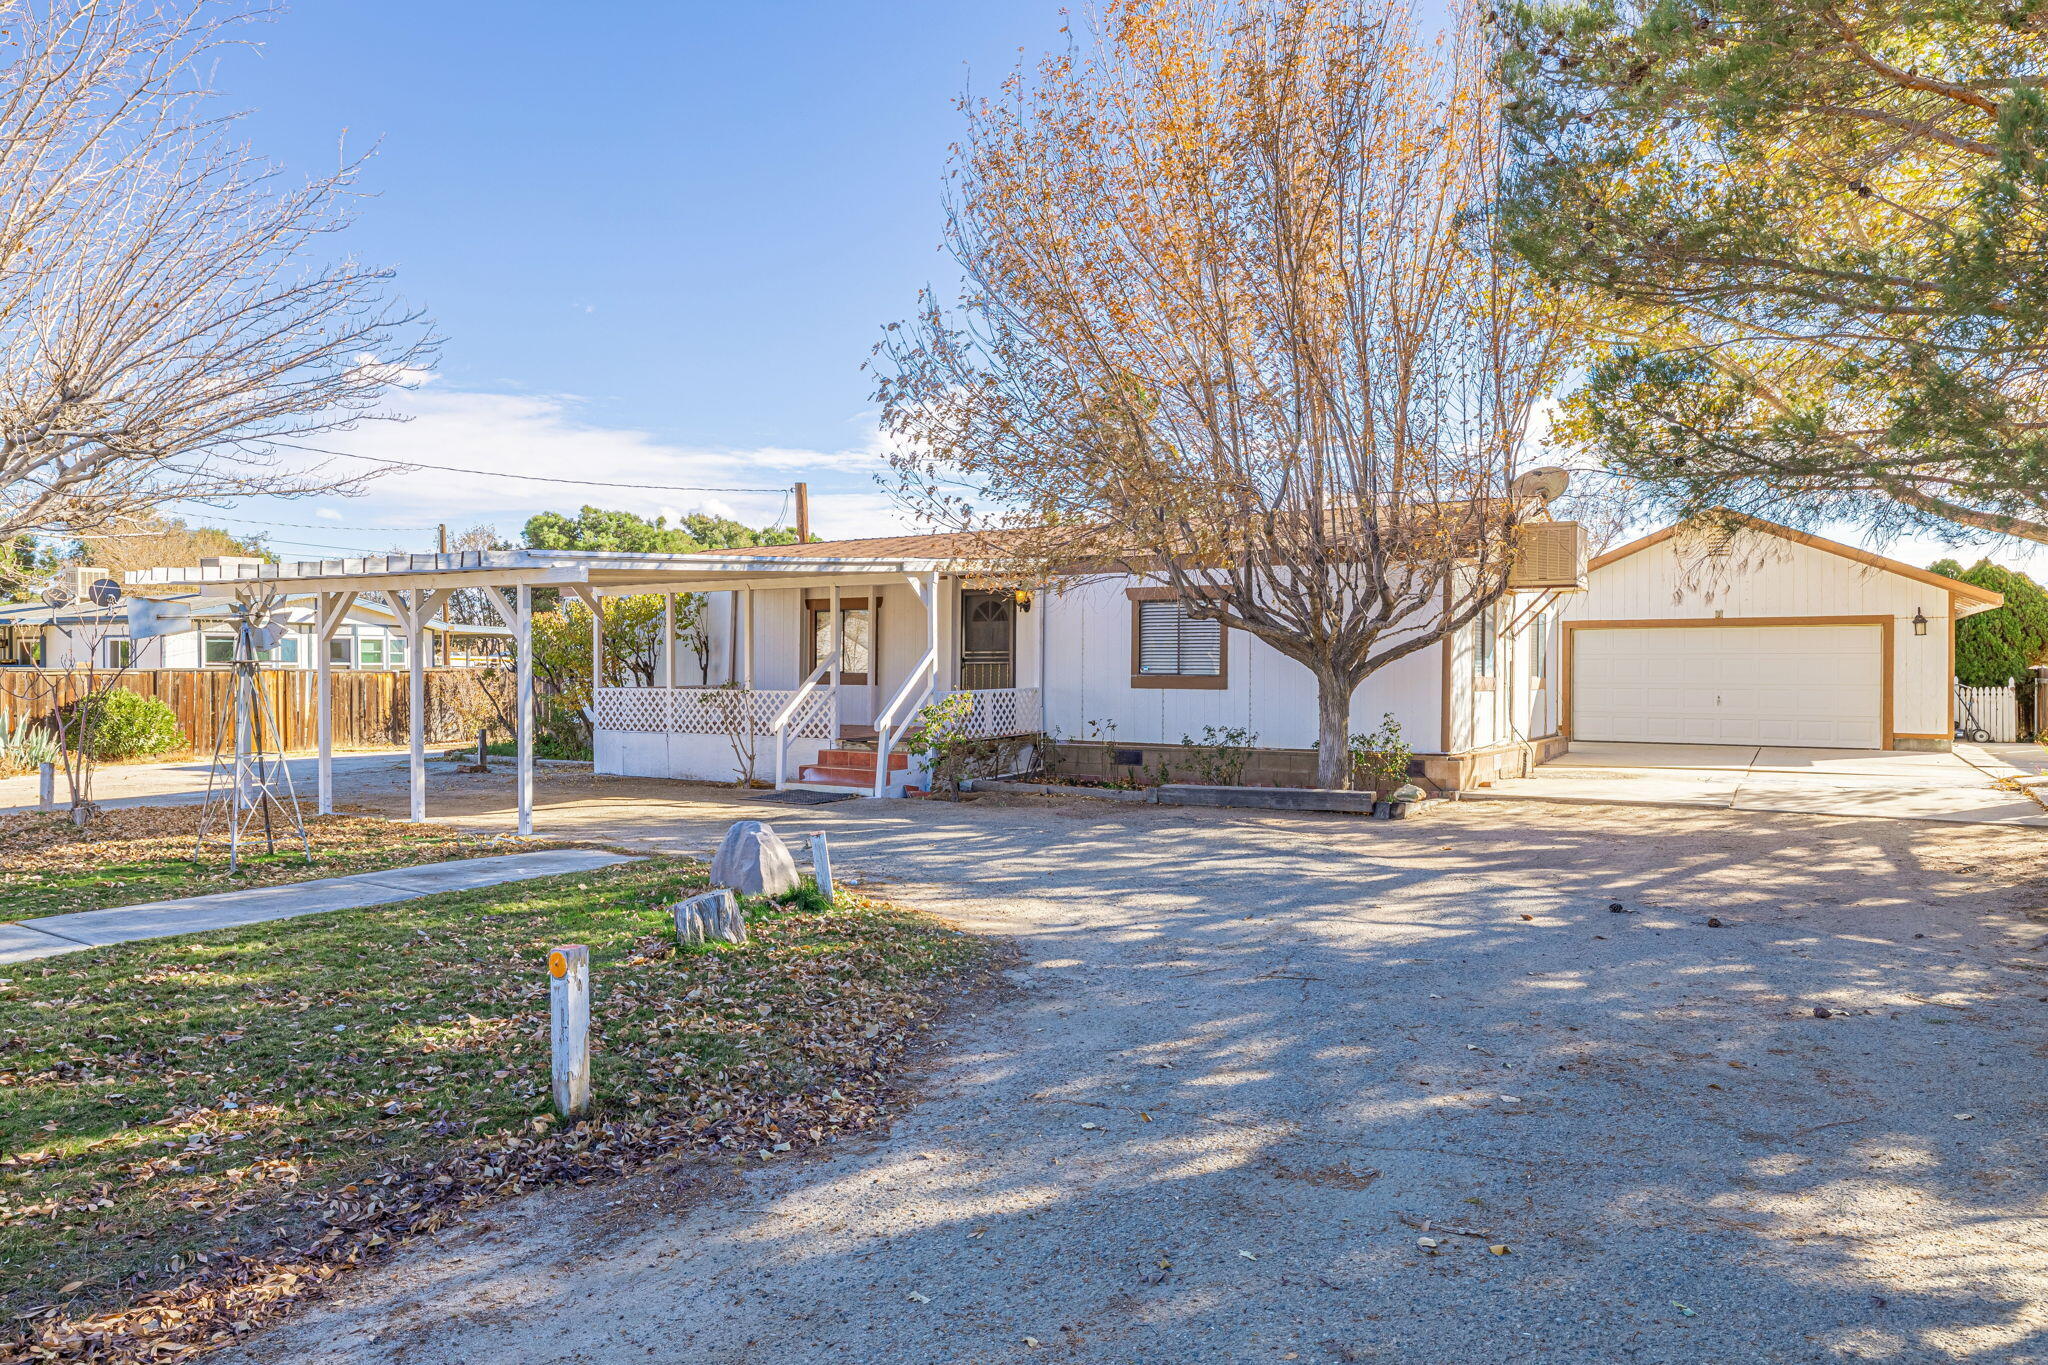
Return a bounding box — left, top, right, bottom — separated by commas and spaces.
0, 0, 433, 542
875, 0, 1577, 787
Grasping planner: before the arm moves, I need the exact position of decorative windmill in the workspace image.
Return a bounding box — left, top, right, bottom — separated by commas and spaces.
194, 589, 312, 871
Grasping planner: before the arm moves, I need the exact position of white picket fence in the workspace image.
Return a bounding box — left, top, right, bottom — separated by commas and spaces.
1954, 682, 2020, 743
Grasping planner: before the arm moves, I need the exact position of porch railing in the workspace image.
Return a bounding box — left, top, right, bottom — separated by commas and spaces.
771, 650, 838, 789
950, 686, 1043, 739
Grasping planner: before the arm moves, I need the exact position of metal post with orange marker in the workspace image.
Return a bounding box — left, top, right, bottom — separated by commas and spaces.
548, 944, 591, 1118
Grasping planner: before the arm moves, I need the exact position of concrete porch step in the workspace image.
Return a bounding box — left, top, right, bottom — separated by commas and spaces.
812, 748, 908, 771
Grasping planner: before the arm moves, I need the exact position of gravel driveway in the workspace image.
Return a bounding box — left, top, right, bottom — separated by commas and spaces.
225, 784, 2048, 1364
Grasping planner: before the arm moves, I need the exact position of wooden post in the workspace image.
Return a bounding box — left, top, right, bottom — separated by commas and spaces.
829, 583, 842, 741
313, 590, 356, 817
516, 585, 534, 837
590, 591, 604, 692
548, 944, 591, 1119
794, 481, 811, 542
808, 831, 833, 904
405, 590, 427, 823
661, 594, 675, 688
38, 761, 53, 810
741, 587, 755, 688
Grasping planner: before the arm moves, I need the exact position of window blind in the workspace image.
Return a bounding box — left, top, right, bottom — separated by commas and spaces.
1137, 600, 1223, 676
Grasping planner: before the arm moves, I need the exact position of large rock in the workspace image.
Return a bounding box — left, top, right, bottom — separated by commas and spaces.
710, 820, 799, 897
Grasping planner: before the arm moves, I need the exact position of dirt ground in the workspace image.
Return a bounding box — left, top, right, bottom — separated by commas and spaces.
186, 765, 2048, 1363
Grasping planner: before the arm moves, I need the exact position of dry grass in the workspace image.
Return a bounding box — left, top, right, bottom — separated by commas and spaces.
0, 807, 570, 922
0, 857, 991, 1361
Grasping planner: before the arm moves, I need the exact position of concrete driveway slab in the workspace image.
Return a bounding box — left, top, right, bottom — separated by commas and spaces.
1471, 740, 2048, 825
0, 850, 638, 964
1543, 740, 1760, 770
1752, 746, 1985, 781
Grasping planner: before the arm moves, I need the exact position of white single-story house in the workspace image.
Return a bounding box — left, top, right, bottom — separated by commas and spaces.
118, 513, 2003, 833
1560, 513, 2002, 753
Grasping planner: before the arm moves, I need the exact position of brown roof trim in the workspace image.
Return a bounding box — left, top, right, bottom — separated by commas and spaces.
1589, 512, 2005, 608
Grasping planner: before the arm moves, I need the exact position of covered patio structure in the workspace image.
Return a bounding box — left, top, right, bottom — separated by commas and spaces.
124, 539, 1045, 830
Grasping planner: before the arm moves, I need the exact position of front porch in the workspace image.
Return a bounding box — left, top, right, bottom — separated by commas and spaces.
592, 683, 1043, 795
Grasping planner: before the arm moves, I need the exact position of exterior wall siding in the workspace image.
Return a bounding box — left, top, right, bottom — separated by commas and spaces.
1562, 528, 1955, 741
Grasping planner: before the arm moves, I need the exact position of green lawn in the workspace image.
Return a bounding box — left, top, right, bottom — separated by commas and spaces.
0, 858, 987, 1358
0, 807, 569, 921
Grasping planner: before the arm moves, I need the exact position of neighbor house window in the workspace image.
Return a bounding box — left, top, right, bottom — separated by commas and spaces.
357, 636, 385, 668
388, 634, 407, 668
103, 638, 132, 669
328, 635, 353, 668
258, 633, 301, 666
1474, 606, 1498, 678
1528, 614, 1549, 688
1129, 590, 1226, 690
202, 634, 236, 665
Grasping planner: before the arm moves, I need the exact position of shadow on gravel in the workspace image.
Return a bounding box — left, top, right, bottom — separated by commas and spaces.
245, 781, 2048, 1363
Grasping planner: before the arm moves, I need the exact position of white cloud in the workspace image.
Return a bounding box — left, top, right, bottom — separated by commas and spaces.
199, 387, 921, 551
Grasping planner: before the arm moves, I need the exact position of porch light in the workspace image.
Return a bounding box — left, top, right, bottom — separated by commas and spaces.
1913, 607, 1928, 636
1012, 588, 1033, 612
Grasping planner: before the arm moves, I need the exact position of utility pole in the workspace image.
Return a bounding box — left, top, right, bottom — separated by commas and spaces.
793, 482, 810, 543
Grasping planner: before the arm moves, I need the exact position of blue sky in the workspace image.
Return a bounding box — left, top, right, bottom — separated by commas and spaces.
204, 0, 1074, 554
192, 1, 2043, 573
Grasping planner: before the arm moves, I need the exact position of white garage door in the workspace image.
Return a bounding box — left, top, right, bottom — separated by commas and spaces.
1572, 625, 1884, 749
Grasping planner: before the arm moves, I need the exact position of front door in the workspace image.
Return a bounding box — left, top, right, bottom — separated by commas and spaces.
960, 591, 1015, 690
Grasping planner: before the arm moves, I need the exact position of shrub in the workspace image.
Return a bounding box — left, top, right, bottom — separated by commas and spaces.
1348, 713, 1413, 790
61, 689, 184, 760
1931, 559, 2048, 686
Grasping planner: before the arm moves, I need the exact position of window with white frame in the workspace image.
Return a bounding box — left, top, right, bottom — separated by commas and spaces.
202, 633, 236, 665
1528, 614, 1550, 688
103, 637, 132, 669
1474, 605, 1498, 678
1131, 594, 1226, 690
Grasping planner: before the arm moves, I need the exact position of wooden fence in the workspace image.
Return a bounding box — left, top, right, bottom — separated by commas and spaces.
1955, 681, 2021, 743
0, 668, 506, 755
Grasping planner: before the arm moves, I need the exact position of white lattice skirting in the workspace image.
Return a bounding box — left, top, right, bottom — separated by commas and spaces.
593, 686, 1041, 740
593, 687, 833, 739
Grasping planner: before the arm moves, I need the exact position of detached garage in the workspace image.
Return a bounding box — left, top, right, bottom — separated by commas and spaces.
1561, 514, 2004, 752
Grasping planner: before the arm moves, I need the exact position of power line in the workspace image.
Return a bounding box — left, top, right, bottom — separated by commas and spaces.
325, 450, 791, 495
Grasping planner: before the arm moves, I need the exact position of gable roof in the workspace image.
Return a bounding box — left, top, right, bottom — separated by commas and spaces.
1590, 512, 2005, 610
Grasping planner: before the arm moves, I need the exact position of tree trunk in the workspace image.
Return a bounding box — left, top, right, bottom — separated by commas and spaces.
1313, 668, 1359, 790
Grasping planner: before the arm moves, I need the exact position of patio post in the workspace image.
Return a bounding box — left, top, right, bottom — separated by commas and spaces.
313, 590, 356, 816
926, 571, 940, 709
661, 594, 674, 687
589, 591, 603, 692
829, 583, 842, 740
742, 587, 755, 688
401, 590, 444, 823
516, 584, 534, 836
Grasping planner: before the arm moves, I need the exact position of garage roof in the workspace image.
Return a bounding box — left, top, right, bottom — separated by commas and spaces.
1591, 513, 2006, 615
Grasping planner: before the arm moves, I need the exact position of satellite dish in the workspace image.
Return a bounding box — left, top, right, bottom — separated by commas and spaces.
1511, 467, 1571, 503
87, 578, 122, 607
40, 584, 73, 609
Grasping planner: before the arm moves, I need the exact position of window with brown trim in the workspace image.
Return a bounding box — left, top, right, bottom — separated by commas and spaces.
1128, 592, 1227, 690
805, 597, 872, 685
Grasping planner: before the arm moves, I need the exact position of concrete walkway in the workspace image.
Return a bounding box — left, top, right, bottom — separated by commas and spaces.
1467, 740, 2048, 825
0, 849, 637, 964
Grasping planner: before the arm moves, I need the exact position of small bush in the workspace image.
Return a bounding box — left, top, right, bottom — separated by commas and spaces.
61, 690, 183, 760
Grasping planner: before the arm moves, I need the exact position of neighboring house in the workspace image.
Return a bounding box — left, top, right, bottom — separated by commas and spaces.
1561, 512, 2002, 751
0, 593, 508, 672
